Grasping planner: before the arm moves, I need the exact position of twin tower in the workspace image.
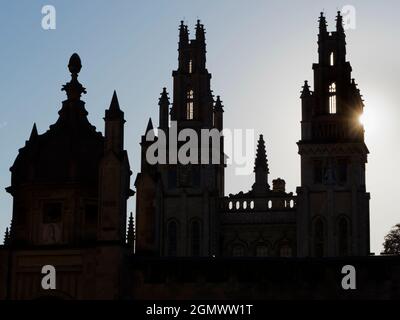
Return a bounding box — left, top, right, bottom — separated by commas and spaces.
6, 13, 370, 260
136, 13, 370, 257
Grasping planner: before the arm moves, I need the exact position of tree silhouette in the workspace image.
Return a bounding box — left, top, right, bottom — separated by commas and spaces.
383, 224, 400, 255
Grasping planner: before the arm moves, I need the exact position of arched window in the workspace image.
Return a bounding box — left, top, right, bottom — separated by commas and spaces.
191, 220, 201, 256
329, 82, 336, 114
314, 218, 324, 257
338, 217, 349, 256
232, 245, 245, 257
189, 59, 193, 73
186, 90, 194, 120
167, 221, 178, 256
256, 245, 269, 257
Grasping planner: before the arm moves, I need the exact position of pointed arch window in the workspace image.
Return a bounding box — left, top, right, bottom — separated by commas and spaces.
329, 82, 336, 114
189, 59, 193, 73
191, 220, 201, 256
167, 221, 178, 256
186, 90, 194, 120
314, 218, 324, 257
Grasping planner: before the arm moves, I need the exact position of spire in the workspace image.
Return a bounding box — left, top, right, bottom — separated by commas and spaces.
336, 11, 344, 33
105, 90, 124, 120
178, 21, 189, 71
252, 134, 270, 194
159, 87, 170, 129
127, 212, 135, 249
254, 134, 269, 173
4, 227, 10, 246
110, 90, 120, 111
61, 53, 86, 101
194, 19, 206, 72
179, 20, 189, 46
300, 80, 311, 98
213, 95, 224, 130
195, 19, 205, 42
141, 118, 154, 147
319, 12, 327, 34
145, 118, 153, 134
214, 95, 224, 112
29, 123, 38, 141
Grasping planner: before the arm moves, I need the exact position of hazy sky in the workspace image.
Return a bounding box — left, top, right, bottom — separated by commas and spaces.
1, 0, 399, 254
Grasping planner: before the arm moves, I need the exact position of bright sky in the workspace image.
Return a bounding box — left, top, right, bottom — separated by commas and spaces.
1, 0, 399, 254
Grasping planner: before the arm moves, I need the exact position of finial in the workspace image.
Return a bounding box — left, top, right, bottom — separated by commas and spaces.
336, 10, 344, 33
214, 95, 224, 112
179, 20, 186, 32
62, 53, 86, 101
179, 21, 189, 45
196, 19, 205, 40
301, 80, 311, 97
68, 53, 82, 75
319, 12, 327, 33
159, 87, 170, 105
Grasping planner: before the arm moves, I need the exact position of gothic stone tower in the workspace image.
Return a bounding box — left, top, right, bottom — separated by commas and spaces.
135, 20, 225, 257
296, 12, 370, 257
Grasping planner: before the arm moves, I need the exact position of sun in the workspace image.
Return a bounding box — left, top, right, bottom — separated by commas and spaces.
358, 104, 379, 134
359, 113, 366, 126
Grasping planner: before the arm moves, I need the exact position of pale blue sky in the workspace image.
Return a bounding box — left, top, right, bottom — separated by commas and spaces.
1, 0, 399, 254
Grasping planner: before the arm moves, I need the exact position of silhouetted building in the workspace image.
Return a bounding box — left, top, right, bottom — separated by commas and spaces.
296, 13, 370, 257
0, 13, 386, 301
136, 13, 369, 258
135, 20, 224, 257
0, 53, 134, 299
